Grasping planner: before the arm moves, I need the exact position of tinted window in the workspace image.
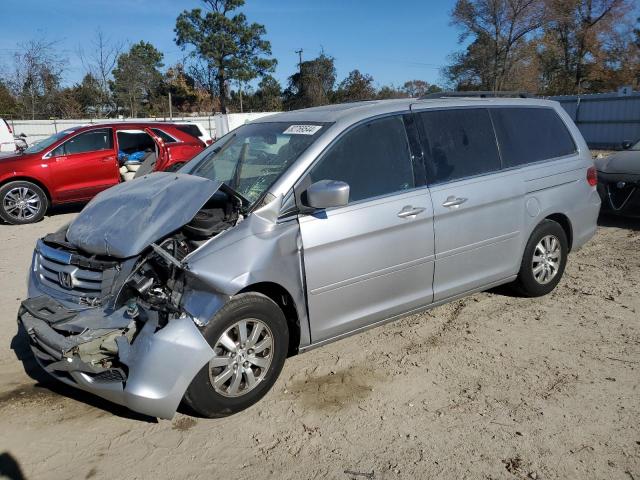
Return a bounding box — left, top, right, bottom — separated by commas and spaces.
176, 124, 202, 138
490, 108, 576, 167
53, 129, 113, 156
418, 109, 500, 184
151, 128, 177, 143
309, 116, 414, 203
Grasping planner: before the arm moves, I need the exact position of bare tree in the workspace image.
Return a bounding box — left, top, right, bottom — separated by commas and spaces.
78, 30, 123, 116
540, 0, 633, 93
10, 38, 66, 119
449, 0, 545, 91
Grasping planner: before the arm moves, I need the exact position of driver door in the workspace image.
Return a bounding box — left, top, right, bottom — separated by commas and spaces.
48, 128, 119, 202
298, 115, 435, 343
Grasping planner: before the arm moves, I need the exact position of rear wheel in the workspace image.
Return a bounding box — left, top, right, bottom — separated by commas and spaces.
0, 181, 48, 225
513, 219, 568, 297
183, 292, 288, 418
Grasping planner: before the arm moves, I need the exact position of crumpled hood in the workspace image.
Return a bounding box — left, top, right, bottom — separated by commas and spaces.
66, 172, 222, 258
595, 150, 640, 175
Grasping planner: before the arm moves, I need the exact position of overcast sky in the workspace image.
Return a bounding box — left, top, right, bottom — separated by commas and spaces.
0, 0, 461, 88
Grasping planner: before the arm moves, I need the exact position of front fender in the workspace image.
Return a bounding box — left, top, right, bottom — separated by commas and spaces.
184, 200, 310, 348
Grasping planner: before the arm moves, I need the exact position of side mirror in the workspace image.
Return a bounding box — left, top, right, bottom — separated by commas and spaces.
304, 180, 350, 209
622, 141, 632, 150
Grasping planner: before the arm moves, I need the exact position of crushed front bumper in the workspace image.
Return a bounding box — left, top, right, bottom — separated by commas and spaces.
18, 296, 214, 419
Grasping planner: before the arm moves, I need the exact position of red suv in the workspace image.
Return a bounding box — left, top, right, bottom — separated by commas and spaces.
0, 122, 205, 224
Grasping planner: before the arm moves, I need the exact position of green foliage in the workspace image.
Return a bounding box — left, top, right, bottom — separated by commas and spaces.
376, 85, 408, 99
175, 0, 276, 113
111, 41, 164, 117
0, 81, 18, 115
402, 80, 442, 97
283, 53, 336, 109
334, 70, 376, 102
253, 75, 282, 111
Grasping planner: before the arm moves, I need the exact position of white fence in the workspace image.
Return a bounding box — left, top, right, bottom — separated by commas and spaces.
7, 112, 277, 143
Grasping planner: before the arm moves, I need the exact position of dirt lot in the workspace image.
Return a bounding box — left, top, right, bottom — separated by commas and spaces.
0, 210, 638, 480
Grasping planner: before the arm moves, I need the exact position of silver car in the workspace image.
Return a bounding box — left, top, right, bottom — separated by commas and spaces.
18, 98, 600, 419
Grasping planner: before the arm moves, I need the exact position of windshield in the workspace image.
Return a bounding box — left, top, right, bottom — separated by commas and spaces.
185, 122, 328, 204
24, 128, 80, 154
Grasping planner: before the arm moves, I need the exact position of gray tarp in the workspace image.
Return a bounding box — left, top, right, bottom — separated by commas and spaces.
66, 172, 221, 258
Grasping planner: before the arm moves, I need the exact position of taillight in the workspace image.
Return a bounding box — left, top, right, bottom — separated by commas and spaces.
587, 166, 597, 186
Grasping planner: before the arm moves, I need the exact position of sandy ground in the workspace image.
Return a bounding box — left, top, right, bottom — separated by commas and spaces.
0, 209, 638, 480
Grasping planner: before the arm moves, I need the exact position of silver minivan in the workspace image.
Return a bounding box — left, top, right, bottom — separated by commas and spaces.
18, 98, 601, 419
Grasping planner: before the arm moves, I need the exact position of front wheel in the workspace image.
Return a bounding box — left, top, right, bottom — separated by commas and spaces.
513, 219, 568, 297
183, 292, 289, 418
0, 181, 48, 224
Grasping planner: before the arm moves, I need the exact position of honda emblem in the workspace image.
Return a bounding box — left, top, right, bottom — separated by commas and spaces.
58, 271, 73, 289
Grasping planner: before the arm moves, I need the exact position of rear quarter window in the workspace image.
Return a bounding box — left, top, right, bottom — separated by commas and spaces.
490, 107, 577, 167
176, 124, 202, 139
151, 128, 178, 143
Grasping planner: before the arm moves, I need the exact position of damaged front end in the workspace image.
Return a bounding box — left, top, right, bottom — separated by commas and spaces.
18, 173, 245, 418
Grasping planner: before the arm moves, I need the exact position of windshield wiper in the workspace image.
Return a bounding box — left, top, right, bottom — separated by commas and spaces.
220, 182, 250, 211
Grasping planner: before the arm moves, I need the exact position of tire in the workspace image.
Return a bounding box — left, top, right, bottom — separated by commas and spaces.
0, 181, 48, 225
165, 162, 185, 172
513, 219, 568, 297
183, 292, 289, 418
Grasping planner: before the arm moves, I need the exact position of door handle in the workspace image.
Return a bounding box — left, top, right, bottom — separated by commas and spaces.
397, 205, 426, 218
442, 196, 468, 208
100, 156, 116, 163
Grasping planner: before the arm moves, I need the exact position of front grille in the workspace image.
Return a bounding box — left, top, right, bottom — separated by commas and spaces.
35, 241, 103, 298
90, 369, 126, 383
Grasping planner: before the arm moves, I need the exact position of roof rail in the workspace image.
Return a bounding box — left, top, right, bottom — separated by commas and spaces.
420, 91, 534, 99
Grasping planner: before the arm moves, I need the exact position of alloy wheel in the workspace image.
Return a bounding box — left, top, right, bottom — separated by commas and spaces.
3, 187, 41, 221
532, 234, 561, 285
208, 318, 274, 398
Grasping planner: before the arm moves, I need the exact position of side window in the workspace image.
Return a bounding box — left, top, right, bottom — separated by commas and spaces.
490, 108, 577, 167
176, 124, 202, 139
116, 131, 156, 154
418, 109, 500, 184
309, 116, 415, 203
151, 128, 177, 143
54, 129, 113, 156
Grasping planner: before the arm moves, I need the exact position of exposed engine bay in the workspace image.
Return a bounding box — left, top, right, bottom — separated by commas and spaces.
17, 171, 307, 419
20, 183, 242, 398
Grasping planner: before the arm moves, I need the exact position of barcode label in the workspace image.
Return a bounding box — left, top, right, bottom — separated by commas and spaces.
283, 125, 322, 135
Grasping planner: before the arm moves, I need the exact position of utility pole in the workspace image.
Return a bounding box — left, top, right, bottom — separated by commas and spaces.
168, 91, 173, 120
295, 49, 303, 73
295, 49, 303, 95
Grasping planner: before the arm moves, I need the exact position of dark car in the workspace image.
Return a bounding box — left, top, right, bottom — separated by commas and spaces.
0, 122, 205, 224
595, 140, 640, 216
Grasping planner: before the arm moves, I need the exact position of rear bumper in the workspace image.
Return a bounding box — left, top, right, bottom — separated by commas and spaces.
18, 296, 214, 419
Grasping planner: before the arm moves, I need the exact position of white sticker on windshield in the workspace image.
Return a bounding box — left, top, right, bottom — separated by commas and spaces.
283, 125, 322, 135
